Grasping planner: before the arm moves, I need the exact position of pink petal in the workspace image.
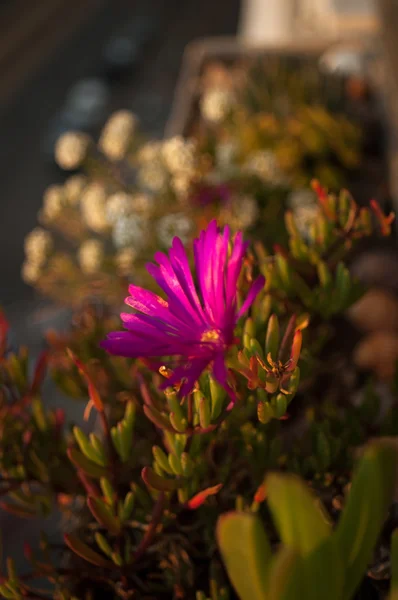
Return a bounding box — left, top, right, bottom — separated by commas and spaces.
237, 275, 265, 320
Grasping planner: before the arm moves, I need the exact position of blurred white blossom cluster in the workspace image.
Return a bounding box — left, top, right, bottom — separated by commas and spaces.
200, 87, 236, 124
23, 56, 363, 308
23, 228, 53, 285
21, 104, 325, 306
22, 112, 200, 306
242, 150, 288, 186
286, 188, 320, 240
136, 136, 197, 203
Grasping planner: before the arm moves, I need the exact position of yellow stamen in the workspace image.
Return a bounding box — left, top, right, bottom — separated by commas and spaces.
201, 329, 221, 342
159, 365, 173, 378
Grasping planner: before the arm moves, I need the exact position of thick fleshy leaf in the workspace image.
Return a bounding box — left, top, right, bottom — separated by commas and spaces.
67, 350, 104, 412
0, 501, 36, 518
370, 199, 395, 236
141, 466, 183, 492
87, 497, 121, 536
267, 546, 299, 600
143, 405, 175, 432
217, 512, 271, 600
67, 448, 107, 479
265, 315, 279, 361
281, 537, 343, 600
64, 534, 113, 568
389, 529, 398, 600
30, 351, 49, 395
267, 473, 331, 556
187, 484, 223, 510
335, 438, 398, 600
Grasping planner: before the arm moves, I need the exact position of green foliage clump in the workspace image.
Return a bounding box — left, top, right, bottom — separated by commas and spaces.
0, 186, 396, 599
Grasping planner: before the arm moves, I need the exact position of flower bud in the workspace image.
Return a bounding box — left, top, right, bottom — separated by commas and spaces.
265, 314, 279, 361
55, 132, 90, 170
289, 330, 302, 370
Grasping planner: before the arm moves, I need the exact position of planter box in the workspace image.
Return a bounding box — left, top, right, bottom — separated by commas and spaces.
165, 38, 348, 138
165, 36, 398, 216
377, 0, 398, 209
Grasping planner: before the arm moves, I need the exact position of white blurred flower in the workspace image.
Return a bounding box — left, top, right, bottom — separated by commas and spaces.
171, 172, 192, 198
22, 261, 42, 284
78, 239, 104, 274
130, 193, 155, 215
243, 150, 287, 185
24, 228, 53, 266
80, 183, 109, 233
136, 141, 163, 163
200, 88, 234, 124
220, 195, 259, 230
287, 189, 319, 239
40, 185, 65, 223
64, 175, 88, 206
115, 247, 136, 276
105, 192, 132, 224
216, 141, 238, 170
161, 136, 196, 174
287, 188, 317, 210
156, 213, 192, 248
99, 110, 137, 160
112, 215, 148, 249
293, 205, 320, 239
137, 162, 168, 193
55, 132, 90, 170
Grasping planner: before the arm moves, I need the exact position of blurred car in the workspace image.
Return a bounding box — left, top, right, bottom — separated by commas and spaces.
41, 15, 160, 163
101, 16, 160, 80
41, 77, 110, 163
64, 78, 110, 128
102, 36, 141, 80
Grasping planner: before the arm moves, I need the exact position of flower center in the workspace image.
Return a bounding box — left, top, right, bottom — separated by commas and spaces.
201, 329, 222, 343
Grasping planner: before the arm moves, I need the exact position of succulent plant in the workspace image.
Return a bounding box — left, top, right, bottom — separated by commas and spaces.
217, 439, 398, 600
21, 53, 376, 310
0, 184, 397, 598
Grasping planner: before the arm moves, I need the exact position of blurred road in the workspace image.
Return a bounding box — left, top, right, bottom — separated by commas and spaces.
0, 0, 104, 107
0, 0, 239, 335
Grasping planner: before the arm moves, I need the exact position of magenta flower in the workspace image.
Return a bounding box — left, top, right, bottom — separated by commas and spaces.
101, 220, 264, 398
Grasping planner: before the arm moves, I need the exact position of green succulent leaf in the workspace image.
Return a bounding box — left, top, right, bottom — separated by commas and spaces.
143, 405, 175, 432
87, 496, 121, 536
0, 501, 36, 518
73, 426, 107, 466
266, 315, 280, 361
64, 534, 113, 568
120, 491, 135, 521
335, 438, 398, 600
282, 537, 343, 600
94, 532, 113, 558
389, 529, 398, 600
67, 447, 107, 479
141, 466, 183, 492
153, 446, 173, 474
267, 546, 299, 600
0, 583, 21, 599
209, 375, 226, 420
266, 473, 331, 556
217, 512, 271, 600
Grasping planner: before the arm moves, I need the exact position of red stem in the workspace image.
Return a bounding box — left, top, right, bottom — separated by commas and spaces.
133, 492, 165, 563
